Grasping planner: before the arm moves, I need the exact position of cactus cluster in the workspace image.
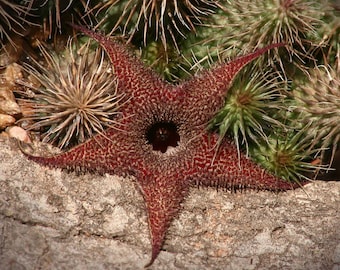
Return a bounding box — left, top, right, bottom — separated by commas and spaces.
294, 62, 340, 166
0, 0, 35, 46
17, 40, 125, 149
92, 0, 219, 50
0, 0, 339, 179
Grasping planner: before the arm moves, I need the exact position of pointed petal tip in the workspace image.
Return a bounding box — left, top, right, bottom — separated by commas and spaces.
144, 248, 160, 268
18, 140, 39, 160
254, 42, 285, 54
241, 42, 285, 62
224, 42, 285, 81
144, 258, 155, 269
18, 140, 65, 168
69, 23, 107, 44
145, 232, 167, 268
68, 23, 88, 35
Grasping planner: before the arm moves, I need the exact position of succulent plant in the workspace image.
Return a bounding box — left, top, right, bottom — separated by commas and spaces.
209, 67, 287, 157
17, 39, 126, 149
182, 0, 331, 76
32, 0, 94, 39
0, 0, 35, 47
313, 2, 340, 66
293, 61, 340, 167
250, 126, 321, 182
92, 0, 219, 53
2, 0, 337, 180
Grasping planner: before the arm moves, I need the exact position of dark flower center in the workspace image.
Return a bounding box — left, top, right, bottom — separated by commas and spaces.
146, 121, 180, 153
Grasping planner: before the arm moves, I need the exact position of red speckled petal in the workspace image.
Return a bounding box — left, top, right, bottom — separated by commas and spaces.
23, 128, 141, 176
180, 43, 284, 126
22, 26, 298, 267
137, 173, 190, 267
71, 24, 171, 101
191, 133, 301, 191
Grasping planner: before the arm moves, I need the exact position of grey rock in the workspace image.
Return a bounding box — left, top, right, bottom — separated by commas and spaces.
0, 138, 339, 270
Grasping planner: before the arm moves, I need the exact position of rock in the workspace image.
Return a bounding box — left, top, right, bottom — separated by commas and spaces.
6, 126, 31, 143
0, 88, 21, 116
0, 138, 339, 269
0, 63, 23, 121
2, 62, 23, 86
0, 113, 15, 129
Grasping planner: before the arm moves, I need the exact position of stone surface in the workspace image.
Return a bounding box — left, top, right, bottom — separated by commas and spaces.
6, 126, 31, 143
0, 137, 339, 270
0, 114, 15, 130
0, 62, 22, 128
0, 88, 21, 116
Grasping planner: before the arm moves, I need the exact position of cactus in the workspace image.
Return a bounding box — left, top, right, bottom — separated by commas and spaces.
0, 0, 337, 180
0, 0, 35, 47
16, 40, 125, 149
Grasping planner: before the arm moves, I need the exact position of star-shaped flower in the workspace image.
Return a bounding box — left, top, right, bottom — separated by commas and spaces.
22, 25, 303, 267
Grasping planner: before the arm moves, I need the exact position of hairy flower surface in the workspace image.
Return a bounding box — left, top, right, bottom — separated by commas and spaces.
20, 26, 304, 266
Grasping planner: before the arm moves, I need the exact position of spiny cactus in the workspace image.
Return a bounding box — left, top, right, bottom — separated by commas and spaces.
3, 0, 338, 180
91, 0, 219, 52
250, 126, 321, 182
293, 61, 340, 167
17, 40, 126, 149
313, 3, 340, 66
209, 67, 287, 157
0, 0, 35, 47
182, 0, 332, 75
32, 0, 92, 38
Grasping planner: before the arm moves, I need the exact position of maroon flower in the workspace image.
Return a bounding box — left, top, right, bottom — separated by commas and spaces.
22, 25, 301, 266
